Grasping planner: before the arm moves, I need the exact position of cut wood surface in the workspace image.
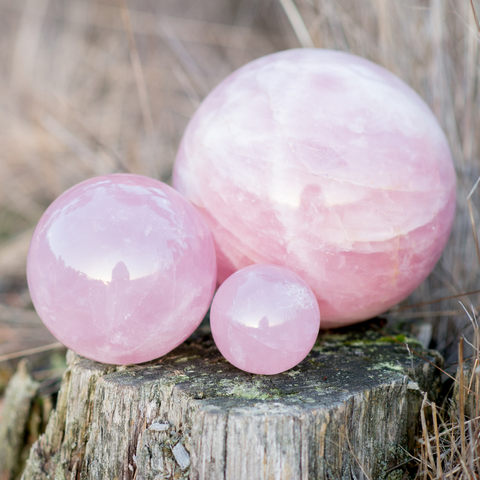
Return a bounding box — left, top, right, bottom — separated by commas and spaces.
21, 321, 443, 480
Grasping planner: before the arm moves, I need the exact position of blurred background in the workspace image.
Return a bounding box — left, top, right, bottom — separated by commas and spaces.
0, 0, 479, 404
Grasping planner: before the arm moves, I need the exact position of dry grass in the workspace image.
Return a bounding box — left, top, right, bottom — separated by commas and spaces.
290, 0, 480, 372
1, 0, 479, 364
412, 318, 480, 479
0, 0, 479, 475
0, 0, 294, 359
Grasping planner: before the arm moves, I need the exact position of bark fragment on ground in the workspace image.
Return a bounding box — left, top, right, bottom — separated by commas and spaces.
21, 322, 443, 480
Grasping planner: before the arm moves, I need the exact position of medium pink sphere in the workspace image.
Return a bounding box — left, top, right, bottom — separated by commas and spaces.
211, 264, 320, 374
27, 174, 217, 365
173, 48, 456, 328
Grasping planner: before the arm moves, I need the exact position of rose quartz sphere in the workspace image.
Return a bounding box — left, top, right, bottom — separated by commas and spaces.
27, 174, 217, 365
173, 48, 456, 328
211, 264, 320, 374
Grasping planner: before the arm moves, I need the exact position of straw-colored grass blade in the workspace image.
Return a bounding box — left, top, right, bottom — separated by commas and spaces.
432, 403, 443, 479
278, 0, 315, 48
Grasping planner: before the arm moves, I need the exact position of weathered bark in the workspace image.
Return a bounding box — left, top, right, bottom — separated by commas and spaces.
22, 323, 443, 480
0, 361, 39, 480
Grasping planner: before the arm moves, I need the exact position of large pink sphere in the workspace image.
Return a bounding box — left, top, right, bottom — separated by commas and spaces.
27, 174, 217, 364
173, 48, 456, 328
211, 264, 320, 374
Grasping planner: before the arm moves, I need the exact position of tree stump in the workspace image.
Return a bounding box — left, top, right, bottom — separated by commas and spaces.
22, 320, 442, 480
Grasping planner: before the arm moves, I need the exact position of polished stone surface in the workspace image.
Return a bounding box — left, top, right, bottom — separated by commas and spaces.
173, 48, 456, 327
27, 174, 217, 364
210, 264, 320, 374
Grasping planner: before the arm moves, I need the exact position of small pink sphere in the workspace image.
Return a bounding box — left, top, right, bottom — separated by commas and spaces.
211, 264, 320, 375
27, 174, 217, 365
173, 48, 456, 328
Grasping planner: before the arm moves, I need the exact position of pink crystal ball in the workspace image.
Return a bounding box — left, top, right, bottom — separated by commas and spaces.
211, 264, 320, 374
27, 174, 217, 365
173, 48, 456, 328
